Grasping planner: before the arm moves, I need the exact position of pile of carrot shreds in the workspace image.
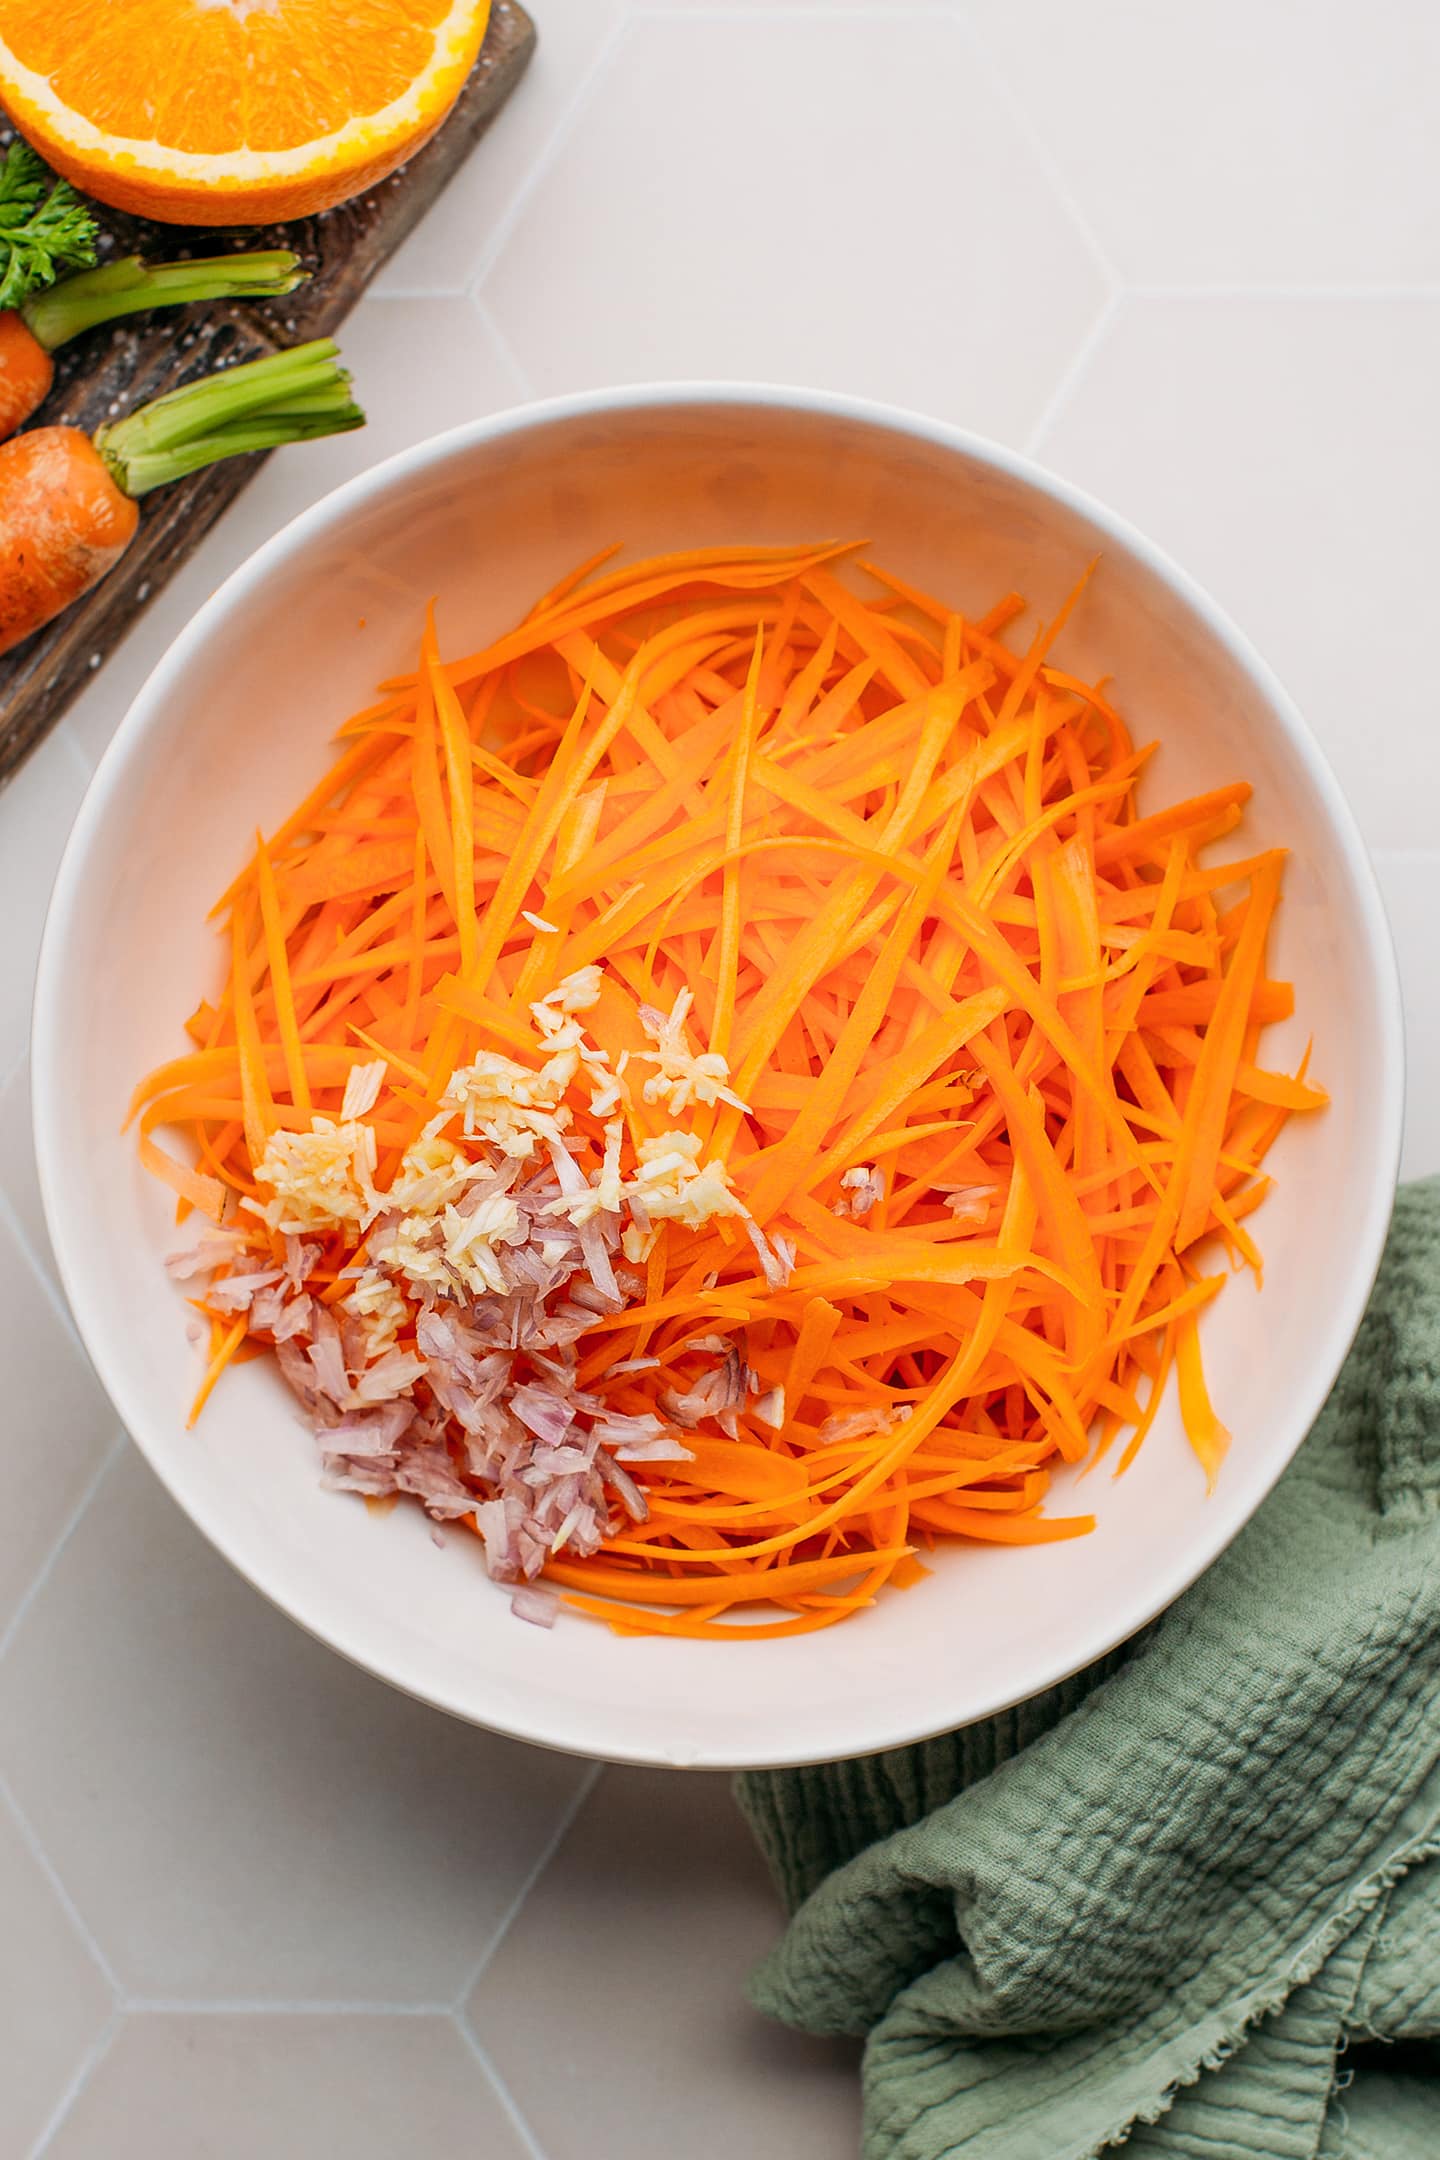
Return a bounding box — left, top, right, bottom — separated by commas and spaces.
130, 539, 1326, 1639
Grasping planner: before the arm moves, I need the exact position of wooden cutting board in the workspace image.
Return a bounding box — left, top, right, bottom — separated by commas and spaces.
0, 0, 536, 790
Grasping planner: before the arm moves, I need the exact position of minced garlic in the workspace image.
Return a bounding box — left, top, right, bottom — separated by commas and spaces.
629, 1131, 748, 1228
543, 1119, 627, 1229
634, 988, 749, 1116
385, 1129, 480, 1216
341, 1268, 411, 1356
368, 1213, 453, 1296
442, 1050, 571, 1160
250, 965, 761, 1304
531, 987, 621, 1119
249, 1116, 378, 1235
440, 1193, 524, 1294
534, 966, 603, 1015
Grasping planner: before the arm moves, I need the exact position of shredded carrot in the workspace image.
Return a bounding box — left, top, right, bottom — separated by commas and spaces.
187, 1314, 248, 1427
136, 542, 1325, 1637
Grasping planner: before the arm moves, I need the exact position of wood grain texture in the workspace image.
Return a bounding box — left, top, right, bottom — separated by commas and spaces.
0, 0, 535, 790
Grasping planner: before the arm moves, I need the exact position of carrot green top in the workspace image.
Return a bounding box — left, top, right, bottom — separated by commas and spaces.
95, 338, 363, 498
21, 249, 307, 354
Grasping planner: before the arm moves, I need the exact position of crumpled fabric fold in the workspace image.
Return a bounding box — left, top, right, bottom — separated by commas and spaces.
737, 1180, 1440, 2159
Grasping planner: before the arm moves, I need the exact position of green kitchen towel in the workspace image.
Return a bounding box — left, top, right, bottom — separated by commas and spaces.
737, 1178, 1440, 2160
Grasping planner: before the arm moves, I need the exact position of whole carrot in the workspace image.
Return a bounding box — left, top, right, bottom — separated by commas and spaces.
0, 306, 55, 438
0, 249, 310, 441
0, 338, 363, 656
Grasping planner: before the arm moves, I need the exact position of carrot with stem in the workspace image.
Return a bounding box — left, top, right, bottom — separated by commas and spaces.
0, 337, 362, 655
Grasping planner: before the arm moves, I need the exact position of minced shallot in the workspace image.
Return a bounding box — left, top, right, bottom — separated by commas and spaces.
181, 967, 791, 1623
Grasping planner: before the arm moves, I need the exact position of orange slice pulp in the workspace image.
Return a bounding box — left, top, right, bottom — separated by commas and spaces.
0, 0, 492, 225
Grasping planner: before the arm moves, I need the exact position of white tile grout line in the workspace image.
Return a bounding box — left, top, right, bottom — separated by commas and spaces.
1021, 290, 1121, 461
473, 294, 537, 402
0, 1432, 125, 1669
635, 2, 957, 16
956, 2, 1122, 299
1125, 283, 1440, 303
27, 2011, 120, 2160
119, 1998, 456, 2016
360, 0, 585, 304
0, 1180, 83, 1349
454, 1759, 603, 2011
466, 13, 635, 299
0, 721, 92, 1104
456, 2019, 552, 2160
449, 1754, 612, 2160
6, 1732, 605, 2037
28, 2006, 552, 2160
0, 1773, 123, 1997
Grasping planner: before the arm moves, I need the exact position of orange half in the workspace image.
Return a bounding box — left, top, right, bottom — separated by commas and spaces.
0, 0, 492, 225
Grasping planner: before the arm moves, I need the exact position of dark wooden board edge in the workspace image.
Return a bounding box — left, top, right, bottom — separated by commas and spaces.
0, 0, 536, 790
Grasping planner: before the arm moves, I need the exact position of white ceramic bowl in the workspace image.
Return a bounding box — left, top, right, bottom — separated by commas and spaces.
33, 386, 1403, 1769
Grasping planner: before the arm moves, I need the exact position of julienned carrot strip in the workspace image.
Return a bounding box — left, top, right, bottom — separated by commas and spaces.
254, 836, 310, 1117
427, 623, 480, 980
1173, 855, 1285, 1252
137, 1119, 226, 1218
743, 803, 966, 1223
1233, 1061, 1328, 1112
804, 988, 1009, 1193
137, 540, 1323, 1637
710, 628, 766, 1061
909, 1498, 1095, 1544
545, 1544, 913, 1605
410, 634, 458, 927
800, 567, 931, 700
434, 544, 855, 691
229, 906, 275, 1168
187, 1315, 247, 1426
558, 1584, 889, 1639
1174, 1310, 1231, 1491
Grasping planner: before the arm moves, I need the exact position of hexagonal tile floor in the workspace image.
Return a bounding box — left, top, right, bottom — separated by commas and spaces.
2, 2, 1438, 2151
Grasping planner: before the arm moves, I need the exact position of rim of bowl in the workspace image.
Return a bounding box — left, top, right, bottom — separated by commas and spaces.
31, 381, 1406, 1768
